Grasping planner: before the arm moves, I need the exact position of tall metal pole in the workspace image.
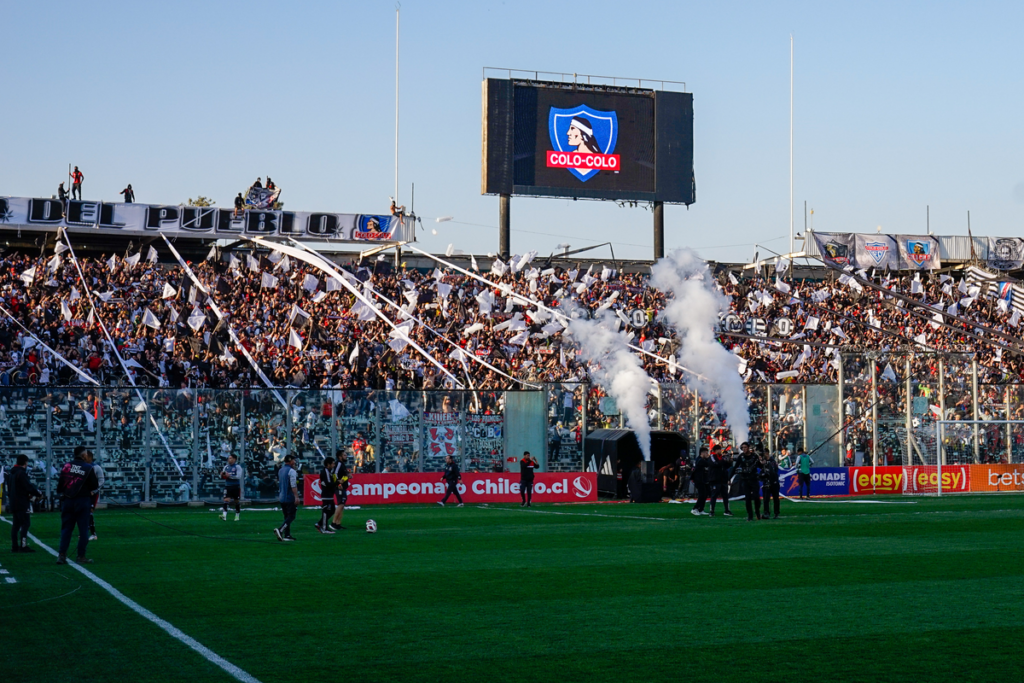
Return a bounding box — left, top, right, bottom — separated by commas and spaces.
395, 6, 400, 207
789, 34, 794, 256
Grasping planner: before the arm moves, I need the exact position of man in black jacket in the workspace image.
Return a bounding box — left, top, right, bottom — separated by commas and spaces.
519, 451, 537, 507
708, 451, 734, 517
9, 455, 42, 553
315, 456, 337, 534
438, 455, 463, 507
56, 446, 99, 564
735, 442, 762, 522
690, 447, 712, 516
760, 451, 781, 520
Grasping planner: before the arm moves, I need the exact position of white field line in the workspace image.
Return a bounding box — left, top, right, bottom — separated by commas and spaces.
0, 516, 262, 683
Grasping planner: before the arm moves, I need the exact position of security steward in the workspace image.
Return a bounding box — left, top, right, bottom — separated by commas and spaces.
690, 447, 712, 516
519, 451, 537, 507
760, 450, 781, 520
438, 455, 463, 507
9, 455, 42, 553
56, 446, 99, 564
735, 442, 762, 522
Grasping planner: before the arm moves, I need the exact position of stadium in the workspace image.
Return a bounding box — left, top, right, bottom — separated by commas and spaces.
3, 5, 1023, 683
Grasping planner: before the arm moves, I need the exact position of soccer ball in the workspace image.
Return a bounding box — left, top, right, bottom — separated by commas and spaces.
365, 519, 377, 534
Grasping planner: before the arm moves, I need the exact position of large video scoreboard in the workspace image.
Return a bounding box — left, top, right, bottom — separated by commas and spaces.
482, 78, 694, 204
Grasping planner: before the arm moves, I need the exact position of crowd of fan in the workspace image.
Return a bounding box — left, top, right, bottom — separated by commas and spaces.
0, 246, 1021, 392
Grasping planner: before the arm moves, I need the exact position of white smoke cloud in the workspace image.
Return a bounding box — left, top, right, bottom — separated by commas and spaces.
651, 248, 750, 444
565, 303, 654, 460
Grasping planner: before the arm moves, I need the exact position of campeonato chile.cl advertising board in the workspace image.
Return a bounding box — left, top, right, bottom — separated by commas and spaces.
303, 472, 597, 506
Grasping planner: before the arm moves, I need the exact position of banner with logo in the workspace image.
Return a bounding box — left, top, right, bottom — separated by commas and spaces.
987, 237, 1024, 271
902, 465, 970, 493
303, 472, 597, 505
779, 467, 850, 497
812, 233, 855, 267
854, 234, 898, 270
464, 414, 503, 462
424, 412, 459, 459
849, 466, 905, 494
896, 235, 941, 271
0, 196, 414, 243
969, 464, 1024, 492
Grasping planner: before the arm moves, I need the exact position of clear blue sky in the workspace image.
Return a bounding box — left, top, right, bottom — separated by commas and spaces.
4, 1, 1022, 262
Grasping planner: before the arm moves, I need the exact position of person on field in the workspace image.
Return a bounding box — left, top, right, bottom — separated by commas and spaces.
88, 458, 105, 541
9, 455, 42, 553
438, 454, 463, 507
315, 456, 338, 534
221, 454, 242, 521
797, 447, 814, 498
519, 451, 537, 507
56, 446, 99, 564
760, 449, 781, 520
274, 455, 298, 542
708, 450, 734, 517
329, 451, 351, 530
690, 447, 711, 516
735, 442, 762, 521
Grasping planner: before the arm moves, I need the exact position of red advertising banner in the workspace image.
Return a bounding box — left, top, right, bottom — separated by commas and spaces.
969, 464, 1024, 492
303, 472, 597, 505
849, 465, 971, 494
849, 466, 906, 495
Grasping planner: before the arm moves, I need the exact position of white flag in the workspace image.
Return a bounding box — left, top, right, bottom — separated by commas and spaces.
70, 286, 81, 302
161, 283, 177, 299
303, 273, 319, 292
247, 255, 259, 272
147, 246, 159, 263
326, 277, 343, 292
54, 242, 69, 255
261, 272, 279, 289
389, 399, 411, 422
187, 311, 206, 331
168, 306, 179, 322
288, 328, 303, 350
19, 267, 35, 286
881, 363, 897, 382
289, 304, 310, 324
312, 291, 327, 303
278, 255, 291, 273
106, 255, 117, 271
804, 316, 819, 330
914, 333, 927, 347
1010, 310, 1020, 328
490, 259, 508, 277
775, 278, 791, 294
125, 252, 141, 267
61, 300, 73, 321
142, 308, 161, 329
775, 258, 790, 275
471, 255, 479, 272
348, 342, 359, 364
509, 330, 529, 346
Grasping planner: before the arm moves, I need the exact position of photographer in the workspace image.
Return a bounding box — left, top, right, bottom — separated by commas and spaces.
9, 455, 42, 553
735, 442, 762, 522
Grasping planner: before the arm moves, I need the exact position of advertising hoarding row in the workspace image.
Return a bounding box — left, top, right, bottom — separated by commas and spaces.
303, 472, 598, 505
0, 196, 414, 242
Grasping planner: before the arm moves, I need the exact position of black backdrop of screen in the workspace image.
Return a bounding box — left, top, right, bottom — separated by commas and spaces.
482, 78, 693, 204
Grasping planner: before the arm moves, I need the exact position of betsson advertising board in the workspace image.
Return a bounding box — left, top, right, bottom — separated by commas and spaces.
303, 472, 597, 505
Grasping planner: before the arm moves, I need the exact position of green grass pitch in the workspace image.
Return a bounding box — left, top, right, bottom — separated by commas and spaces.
3, 495, 1023, 683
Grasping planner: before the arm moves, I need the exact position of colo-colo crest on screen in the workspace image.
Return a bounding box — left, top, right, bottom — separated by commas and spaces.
546, 105, 619, 182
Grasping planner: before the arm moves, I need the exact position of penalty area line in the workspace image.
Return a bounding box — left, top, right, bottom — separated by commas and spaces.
0, 516, 263, 683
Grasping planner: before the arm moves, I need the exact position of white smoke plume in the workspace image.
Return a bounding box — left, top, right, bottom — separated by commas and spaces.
565, 303, 654, 460
651, 248, 750, 444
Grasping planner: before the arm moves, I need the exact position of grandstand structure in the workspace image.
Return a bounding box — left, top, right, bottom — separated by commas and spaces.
1, 199, 1023, 505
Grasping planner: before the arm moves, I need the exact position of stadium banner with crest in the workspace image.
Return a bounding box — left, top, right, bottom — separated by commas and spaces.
0, 196, 414, 242
303, 472, 597, 505
896, 235, 941, 270
987, 237, 1024, 271
854, 234, 899, 270
424, 412, 460, 459
811, 232, 855, 268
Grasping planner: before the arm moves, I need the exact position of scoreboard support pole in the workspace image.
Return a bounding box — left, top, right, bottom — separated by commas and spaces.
499, 193, 511, 259
653, 201, 664, 260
